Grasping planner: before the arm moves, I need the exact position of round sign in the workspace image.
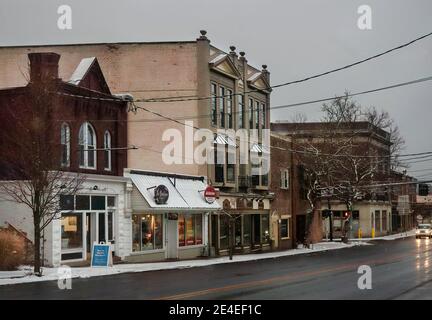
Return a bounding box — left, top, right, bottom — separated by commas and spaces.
154, 185, 169, 204
204, 186, 217, 204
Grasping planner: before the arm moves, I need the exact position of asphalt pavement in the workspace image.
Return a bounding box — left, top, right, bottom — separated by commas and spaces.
0, 236, 431, 300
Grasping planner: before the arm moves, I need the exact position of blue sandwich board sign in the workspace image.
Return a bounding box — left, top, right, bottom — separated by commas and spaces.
91, 242, 112, 267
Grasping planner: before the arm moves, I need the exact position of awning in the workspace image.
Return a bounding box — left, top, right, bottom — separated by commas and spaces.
250, 143, 270, 154
130, 173, 220, 211
214, 133, 236, 147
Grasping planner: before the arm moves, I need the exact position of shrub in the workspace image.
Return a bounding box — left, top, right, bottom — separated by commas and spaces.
0, 230, 25, 270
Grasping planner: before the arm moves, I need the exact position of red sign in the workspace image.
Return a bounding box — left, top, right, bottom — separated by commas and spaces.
204, 186, 217, 204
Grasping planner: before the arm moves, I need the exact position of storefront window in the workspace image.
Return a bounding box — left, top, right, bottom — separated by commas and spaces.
281, 219, 289, 238
61, 213, 83, 250
179, 214, 203, 246
91, 196, 106, 210
220, 215, 230, 249
243, 215, 251, 246
132, 214, 163, 251
76, 195, 90, 210
261, 215, 270, 243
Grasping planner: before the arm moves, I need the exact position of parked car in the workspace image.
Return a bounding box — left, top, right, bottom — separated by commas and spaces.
416, 224, 432, 239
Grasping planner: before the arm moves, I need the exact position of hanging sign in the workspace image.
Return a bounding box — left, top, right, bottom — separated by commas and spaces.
154, 184, 169, 204
204, 186, 217, 204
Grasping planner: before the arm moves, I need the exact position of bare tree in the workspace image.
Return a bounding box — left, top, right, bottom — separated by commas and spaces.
0, 78, 84, 275
293, 93, 403, 242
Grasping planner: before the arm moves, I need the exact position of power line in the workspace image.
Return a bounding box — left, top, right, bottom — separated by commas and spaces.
121, 30, 432, 103
55, 31, 432, 104
56, 74, 432, 125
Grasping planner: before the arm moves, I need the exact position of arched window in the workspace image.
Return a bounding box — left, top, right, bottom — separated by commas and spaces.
60, 123, 70, 167
104, 130, 111, 171
78, 122, 96, 169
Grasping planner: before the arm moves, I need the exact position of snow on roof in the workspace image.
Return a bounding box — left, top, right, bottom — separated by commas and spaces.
247, 72, 262, 82
209, 53, 227, 65
68, 57, 96, 85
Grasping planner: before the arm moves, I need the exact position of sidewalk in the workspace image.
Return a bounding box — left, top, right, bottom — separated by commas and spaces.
0, 241, 369, 286
349, 229, 416, 241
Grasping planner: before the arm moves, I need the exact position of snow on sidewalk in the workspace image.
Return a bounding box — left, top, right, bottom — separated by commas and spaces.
0, 241, 368, 286
349, 229, 416, 241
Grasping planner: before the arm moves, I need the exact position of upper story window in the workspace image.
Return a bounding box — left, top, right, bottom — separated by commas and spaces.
260, 103, 266, 129
226, 89, 233, 129
60, 123, 70, 167
280, 169, 290, 189
104, 130, 112, 171
238, 95, 244, 129
211, 83, 217, 126
78, 122, 96, 169
255, 101, 260, 130
219, 86, 225, 128
248, 98, 254, 129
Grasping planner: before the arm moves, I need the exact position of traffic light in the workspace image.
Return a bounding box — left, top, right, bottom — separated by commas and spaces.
419, 184, 429, 196
343, 211, 351, 219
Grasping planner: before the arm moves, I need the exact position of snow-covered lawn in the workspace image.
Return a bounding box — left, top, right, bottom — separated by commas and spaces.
0, 241, 369, 286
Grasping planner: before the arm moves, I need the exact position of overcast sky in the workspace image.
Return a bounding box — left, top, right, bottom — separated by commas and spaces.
1, 0, 431, 178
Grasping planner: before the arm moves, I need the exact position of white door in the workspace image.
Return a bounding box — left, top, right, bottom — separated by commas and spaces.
166, 218, 178, 259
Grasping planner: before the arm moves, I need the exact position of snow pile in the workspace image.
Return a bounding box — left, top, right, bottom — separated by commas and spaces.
0, 241, 368, 286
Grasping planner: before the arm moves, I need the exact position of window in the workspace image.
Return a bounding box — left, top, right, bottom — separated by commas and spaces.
78, 122, 96, 169
261, 215, 270, 243
178, 214, 203, 246
132, 214, 163, 251
211, 83, 217, 126
243, 215, 251, 246
60, 123, 70, 167
374, 210, 381, 232
248, 98, 254, 129
214, 145, 224, 183
61, 213, 83, 250
219, 214, 230, 249
281, 218, 290, 238
255, 101, 260, 129
104, 131, 112, 171
280, 169, 290, 189
219, 86, 225, 128
382, 210, 387, 232
261, 103, 266, 129
227, 89, 233, 129
226, 150, 235, 183
238, 95, 244, 129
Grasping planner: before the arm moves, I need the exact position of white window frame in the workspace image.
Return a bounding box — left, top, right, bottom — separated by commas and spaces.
104, 130, 112, 171
79, 122, 97, 170
60, 123, 70, 167
280, 169, 290, 189
280, 217, 290, 239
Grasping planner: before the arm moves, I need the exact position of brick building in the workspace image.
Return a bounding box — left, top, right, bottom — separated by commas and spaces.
0, 52, 130, 266
272, 121, 394, 238
0, 31, 272, 261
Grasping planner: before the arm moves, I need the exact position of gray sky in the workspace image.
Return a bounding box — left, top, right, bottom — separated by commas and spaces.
1, 0, 432, 178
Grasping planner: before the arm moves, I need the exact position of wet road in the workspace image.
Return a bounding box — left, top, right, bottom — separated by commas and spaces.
1, 236, 431, 300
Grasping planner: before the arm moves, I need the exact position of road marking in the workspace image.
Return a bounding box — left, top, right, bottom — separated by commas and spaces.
155, 244, 432, 300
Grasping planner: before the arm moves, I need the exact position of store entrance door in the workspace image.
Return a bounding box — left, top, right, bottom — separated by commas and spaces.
86, 212, 114, 259
166, 217, 178, 259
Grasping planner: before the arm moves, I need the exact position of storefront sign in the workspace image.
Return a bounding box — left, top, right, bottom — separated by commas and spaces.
154, 184, 169, 204
204, 186, 217, 204
91, 242, 112, 267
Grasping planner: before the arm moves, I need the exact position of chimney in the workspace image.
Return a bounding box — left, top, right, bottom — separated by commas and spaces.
28, 52, 60, 83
